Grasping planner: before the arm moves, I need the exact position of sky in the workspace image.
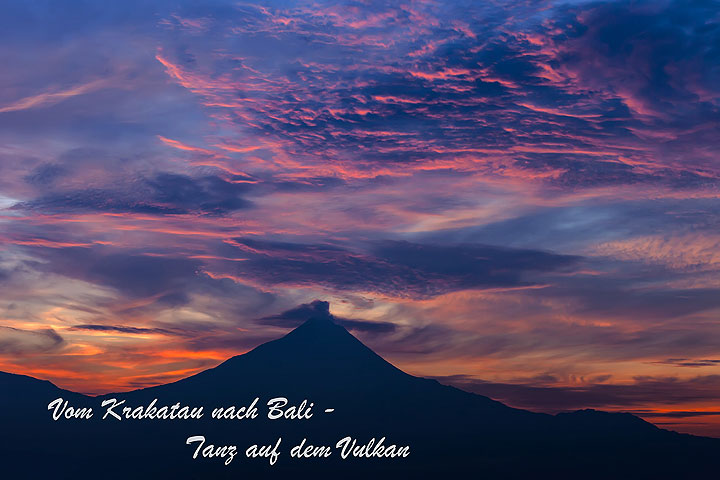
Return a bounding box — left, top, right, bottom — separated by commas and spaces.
1, 0, 719, 436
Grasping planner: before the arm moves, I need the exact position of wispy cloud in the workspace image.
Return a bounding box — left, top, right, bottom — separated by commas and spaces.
0, 80, 105, 113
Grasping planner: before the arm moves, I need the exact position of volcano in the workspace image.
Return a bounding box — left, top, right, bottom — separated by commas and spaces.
1, 316, 718, 479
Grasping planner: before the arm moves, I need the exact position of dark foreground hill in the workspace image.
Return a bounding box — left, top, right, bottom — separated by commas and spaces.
1, 317, 718, 479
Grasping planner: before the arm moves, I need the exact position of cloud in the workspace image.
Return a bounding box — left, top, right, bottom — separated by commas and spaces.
540, 276, 720, 321
435, 374, 720, 413
15, 172, 253, 216
422, 199, 720, 252
30, 246, 201, 299
69, 324, 183, 336
0, 80, 105, 113
654, 358, 720, 368
15, 188, 186, 215
23, 163, 68, 187
258, 299, 397, 334
637, 411, 720, 419
547, 0, 720, 122
0, 326, 64, 354
595, 233, 720, 272
142, 0, 720, 189
146, 172, 253, 215
258, 299, 334, 324
227, 238, 580, 298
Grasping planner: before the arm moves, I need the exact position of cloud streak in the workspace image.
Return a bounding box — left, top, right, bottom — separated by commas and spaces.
258, 299, 397, 333
222, 238, 580, 298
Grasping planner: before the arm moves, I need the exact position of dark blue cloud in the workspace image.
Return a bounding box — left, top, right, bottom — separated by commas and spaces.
536, 274, 720, 321
146, 173, 253, 215
30, 246, 201, 299
14, 188, 188, 215
225, 238, 580, 298
548, 0, 720, 120
258, 299, 397, 333
655, 358, 720, 368
15, 172, 253, 216
23, 163, 68, 187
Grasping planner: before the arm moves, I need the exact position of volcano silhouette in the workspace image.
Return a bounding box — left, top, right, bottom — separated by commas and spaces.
1, 316, 718, 479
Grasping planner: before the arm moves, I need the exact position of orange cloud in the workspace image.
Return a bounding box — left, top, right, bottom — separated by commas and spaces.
0, 80, 105, 113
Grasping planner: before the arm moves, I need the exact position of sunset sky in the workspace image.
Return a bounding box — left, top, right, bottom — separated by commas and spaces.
1, 0, 719, 436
